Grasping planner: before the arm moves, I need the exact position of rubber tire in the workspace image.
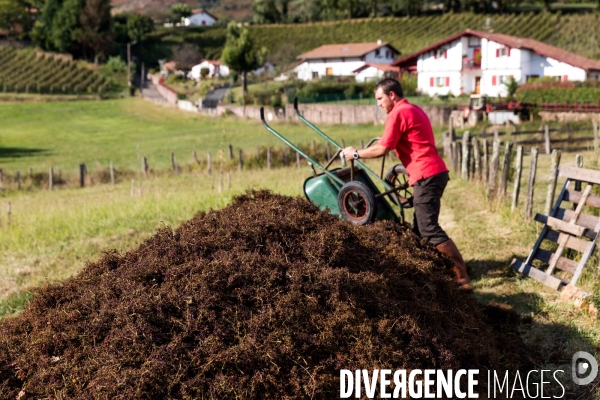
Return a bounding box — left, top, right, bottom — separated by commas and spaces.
384, 164, 414, 209
337, 181, 377, 225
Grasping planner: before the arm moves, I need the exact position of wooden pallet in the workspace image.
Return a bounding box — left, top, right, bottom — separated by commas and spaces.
511, 166, 600, 291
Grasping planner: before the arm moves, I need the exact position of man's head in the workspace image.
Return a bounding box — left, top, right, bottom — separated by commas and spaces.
375, 78, 404, 113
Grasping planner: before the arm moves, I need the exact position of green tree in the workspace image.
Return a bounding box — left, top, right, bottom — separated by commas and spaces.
0, 0, 26, 40
126, 13, 154, 42
221, 22, 265, 103
252, 0, 291, 23
50, 0, 83, 53
77, 0, 112, 64
32, 0, 62, 49
169, 3, 192, 24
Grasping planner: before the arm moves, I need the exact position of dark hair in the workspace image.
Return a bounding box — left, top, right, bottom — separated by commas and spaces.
375, 78, 404, 98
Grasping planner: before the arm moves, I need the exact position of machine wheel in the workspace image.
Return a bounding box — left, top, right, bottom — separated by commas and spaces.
337, 181, 377, 225
384, 164, 413, 209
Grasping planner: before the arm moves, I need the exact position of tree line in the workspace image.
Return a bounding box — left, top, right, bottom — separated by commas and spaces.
252, 0, 598, 23
0, 0, 195, 64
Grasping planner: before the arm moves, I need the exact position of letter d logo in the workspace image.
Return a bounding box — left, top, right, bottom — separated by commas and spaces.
572, 351, 598, 385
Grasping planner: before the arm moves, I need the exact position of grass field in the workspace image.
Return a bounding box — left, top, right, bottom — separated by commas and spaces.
0, 98, 389, 175
0, 98, 599, 396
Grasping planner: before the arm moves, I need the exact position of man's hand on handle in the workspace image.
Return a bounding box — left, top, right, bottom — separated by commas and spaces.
342, 147, 357, 161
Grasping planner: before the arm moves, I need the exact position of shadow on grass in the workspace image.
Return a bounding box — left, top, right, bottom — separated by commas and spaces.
0, 147, 46, 160
467, 256, 600, 399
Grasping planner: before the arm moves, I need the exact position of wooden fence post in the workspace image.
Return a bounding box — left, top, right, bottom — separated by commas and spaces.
283, 147, 289, 166
525, 147, 538, 220
511, 145, 523, 213
499, 141, 513, 198
296, 151, 300, 168
193, 151, 199, 165
7, 201, 11, 224
79, 164, 85, 188
488, 140, 500, 199
461, 131, 470, 180
267, 147, 272, 170
360, 140, 364, 149
544, 149, 561, 216
482, 138, 488, 184
239, 150, 243, 171
340, 139, 347, 167
450, 142, 458, 174
228, 145, 234, 160
49, 167, 53, 191
207, 153, 212, 175
593, 121, 599, 152
473, 137, 481, 181
143, 157, 149, 177
312, 140, 317, 158
326, 143, 331, 160
443, 131, 453, 159
493, 127, 499, 142
575, 154, 583, 192
16, 171, 21, 190
110, 161, 114, 185
544, 124, 551, 155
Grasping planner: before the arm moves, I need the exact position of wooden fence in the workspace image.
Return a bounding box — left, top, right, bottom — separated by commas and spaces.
446, 127, 598, 220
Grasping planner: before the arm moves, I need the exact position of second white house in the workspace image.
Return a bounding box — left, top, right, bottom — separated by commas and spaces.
294, 41, 400, 81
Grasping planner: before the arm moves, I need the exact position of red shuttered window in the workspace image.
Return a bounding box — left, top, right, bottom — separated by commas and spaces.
492, 76, 497, 86
430, 77, 435, 87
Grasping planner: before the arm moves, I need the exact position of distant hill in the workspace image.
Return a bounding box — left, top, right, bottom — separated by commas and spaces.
111, 0, 253, 21
152, 12, 600, 67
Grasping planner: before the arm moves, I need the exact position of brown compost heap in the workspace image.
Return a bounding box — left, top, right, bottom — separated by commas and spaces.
0, 191, 530, 399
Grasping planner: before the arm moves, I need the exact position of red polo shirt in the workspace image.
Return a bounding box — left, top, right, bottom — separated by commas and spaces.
379, 99, 447, 186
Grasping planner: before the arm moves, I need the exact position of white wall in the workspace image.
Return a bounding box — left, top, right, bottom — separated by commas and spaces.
355, 67, 385, 82
417, 39, 463, 73
186, 12, 216, 26
190, 62, 229, 80
294, 58, 365, 80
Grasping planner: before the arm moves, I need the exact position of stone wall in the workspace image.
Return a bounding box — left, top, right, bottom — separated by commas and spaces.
215, 103, 453, 126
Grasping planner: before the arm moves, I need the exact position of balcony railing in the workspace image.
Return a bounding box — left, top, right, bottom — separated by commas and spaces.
462, 58, 481, 69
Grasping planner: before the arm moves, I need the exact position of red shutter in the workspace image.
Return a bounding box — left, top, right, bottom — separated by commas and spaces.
563, 75, 568, 82
496, 49, 500, 57
443, 50, 447, 58
507, 47, 511, 57
445, 77, 450, 86
492, 76, 497, 86
430, 77, 435, 87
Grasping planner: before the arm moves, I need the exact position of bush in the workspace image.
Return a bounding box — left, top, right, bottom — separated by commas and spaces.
516, 80, 600, 104
106, 56, 127, 73
200, 68, 210, 78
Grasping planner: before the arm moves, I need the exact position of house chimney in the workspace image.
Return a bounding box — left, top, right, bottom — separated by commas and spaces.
377, 39, 382, 45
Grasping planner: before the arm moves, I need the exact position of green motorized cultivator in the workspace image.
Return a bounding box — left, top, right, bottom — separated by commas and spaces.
260, 99, 414, 225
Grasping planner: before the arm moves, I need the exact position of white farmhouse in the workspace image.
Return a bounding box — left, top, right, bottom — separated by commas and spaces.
184, 9, 218, 26
190, 60, 230, 80
394, 29, 600, 97
294, 41, 400, 81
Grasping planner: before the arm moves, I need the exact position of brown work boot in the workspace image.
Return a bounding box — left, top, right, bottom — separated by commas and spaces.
436, 239, 473, 292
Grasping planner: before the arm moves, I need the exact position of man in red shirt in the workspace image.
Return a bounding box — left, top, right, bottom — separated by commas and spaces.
342, 78, 471, 290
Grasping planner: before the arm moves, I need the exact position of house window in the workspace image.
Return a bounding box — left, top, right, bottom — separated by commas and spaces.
499, 76, 508, 84
386, 51, 390, 58
312, 71, 319, 79
526, 75, 539, 83
435, 77, 449, 87
435, 49, 447, 59
326, 67, 333, 76
468, 37, 481, 47
496, 47, 510, 57
202, 20, 206, 25
375, 49, 380, 57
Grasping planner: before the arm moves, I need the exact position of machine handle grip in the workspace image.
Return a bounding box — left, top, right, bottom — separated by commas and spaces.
260, 107, 265, 122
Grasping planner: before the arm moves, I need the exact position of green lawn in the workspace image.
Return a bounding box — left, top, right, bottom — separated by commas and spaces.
0, 98, 388, 175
